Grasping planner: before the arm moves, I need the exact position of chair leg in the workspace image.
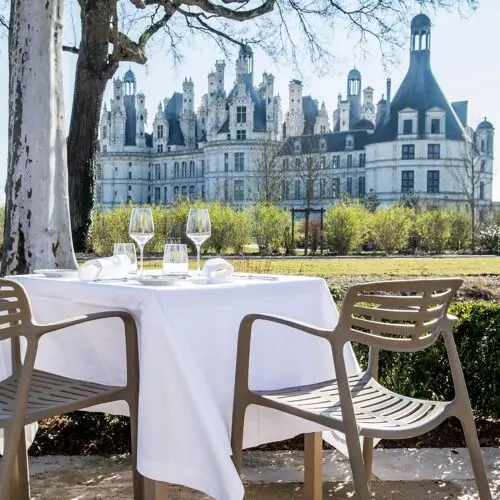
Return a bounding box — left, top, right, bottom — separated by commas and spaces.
10, 427, 30, 500
362, 437, 374, 490
304, 432, 323, 500
460, 416, 492, 500
344, 429, 370, 500
129, 402, 145, 500
230, 403, 246, 475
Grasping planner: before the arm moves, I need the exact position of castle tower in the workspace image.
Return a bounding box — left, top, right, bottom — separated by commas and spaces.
476, 118, 495, 157
347, 67, 362, 125
261, 72, 275, 135
123, 69, 137, 146
314, 102, 330, 134
285, 79, 304, 137
236, 45, 254, 86
215, 60, 225, 94
152, 102, 168, 151
110, 77, 126, 148
100, 103, 111, 150
180, 77, 197, 148
136, 91, 147, 148
375, 95, 387, 127
361, 87, 376, 124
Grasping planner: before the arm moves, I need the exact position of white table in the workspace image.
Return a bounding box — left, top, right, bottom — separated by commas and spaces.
8, 273, 361, 500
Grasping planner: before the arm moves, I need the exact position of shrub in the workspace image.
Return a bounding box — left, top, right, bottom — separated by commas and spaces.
205, 203, 238, 254
90, 204, 170, 255
324, 202, 368, 254
479, 224, 500, 255
249, 203, 289, 254
448, 211, 472, 252
370, 206, 413, 253
416, 210, 451, 253
354, 301, 500, 419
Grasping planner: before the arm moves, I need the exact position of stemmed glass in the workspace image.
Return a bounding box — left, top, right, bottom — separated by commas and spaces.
186, 208, 211, 275
129, 207, 154, 274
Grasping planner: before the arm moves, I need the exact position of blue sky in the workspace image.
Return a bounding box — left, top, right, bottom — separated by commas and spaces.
0, 0, 498, 201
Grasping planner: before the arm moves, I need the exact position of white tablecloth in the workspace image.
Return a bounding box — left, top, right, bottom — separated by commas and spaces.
7, 274, 361, 500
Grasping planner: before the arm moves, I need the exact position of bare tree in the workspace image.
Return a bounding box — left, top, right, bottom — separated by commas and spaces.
252, 135, 285, 204
451, 139, 492, 252
293, 136, 326, 255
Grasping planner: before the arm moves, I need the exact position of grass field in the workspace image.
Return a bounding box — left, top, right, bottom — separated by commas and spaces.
145, 256, 500, 278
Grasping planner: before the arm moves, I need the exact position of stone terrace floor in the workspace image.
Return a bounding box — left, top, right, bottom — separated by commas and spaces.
30, 448, 499, 499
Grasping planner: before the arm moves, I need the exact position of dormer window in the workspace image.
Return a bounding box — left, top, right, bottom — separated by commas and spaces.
319, 138, 327, 151
294, 140, 301, 153
426, 107, 445, 136
345, 135, 353, 149
398, 108, 418, 137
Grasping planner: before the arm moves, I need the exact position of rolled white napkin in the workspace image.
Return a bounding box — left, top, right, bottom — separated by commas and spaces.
78, 255, 131, 282
202, 258, 234, 283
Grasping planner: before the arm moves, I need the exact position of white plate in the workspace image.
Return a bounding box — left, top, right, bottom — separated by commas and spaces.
33, 269, 78, 278
134, 275, 184, 286
189, 277, 233, 285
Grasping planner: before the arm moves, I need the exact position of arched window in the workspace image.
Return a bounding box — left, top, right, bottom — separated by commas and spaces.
181, 161, 187, 178
174, 162, 180, 179
102, 126, 107, 140
189, 161, 195, 178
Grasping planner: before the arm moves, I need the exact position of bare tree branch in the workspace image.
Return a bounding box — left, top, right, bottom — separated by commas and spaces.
63, 45, 79, 54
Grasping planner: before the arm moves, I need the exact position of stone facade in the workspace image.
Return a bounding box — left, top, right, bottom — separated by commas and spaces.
96, 16, 494, 210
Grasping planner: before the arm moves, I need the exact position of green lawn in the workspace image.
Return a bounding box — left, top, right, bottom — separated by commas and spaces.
144, 256, 500, 277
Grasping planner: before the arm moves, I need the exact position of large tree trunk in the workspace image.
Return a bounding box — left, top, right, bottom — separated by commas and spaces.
67, 2, 117, 252
2, 0, 77, 275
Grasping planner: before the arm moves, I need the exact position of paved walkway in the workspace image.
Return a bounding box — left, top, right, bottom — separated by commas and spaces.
30, 448, 499, 499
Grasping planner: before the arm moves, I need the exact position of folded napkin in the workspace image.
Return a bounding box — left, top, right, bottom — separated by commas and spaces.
78, 255, 131, 281
202, 258, 234, 283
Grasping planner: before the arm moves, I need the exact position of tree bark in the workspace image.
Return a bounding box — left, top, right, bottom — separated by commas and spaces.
67, 1, 117, 252
2, 0, 77, 275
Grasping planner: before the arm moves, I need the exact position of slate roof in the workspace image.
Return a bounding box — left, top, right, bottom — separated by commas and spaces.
352, 118, 375, 130
124, 69, 135, 82
302, 96, 319, 135
411, 13, 431, 29
281, 130, 372, 155
477, 119, 494, 130
164, 93, 185, 146
372, 50, 466, 143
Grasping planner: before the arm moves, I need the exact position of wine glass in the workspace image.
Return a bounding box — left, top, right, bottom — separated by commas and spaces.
129, 207, 154, 274
163, 244, 189, 275
186, 208, 211, 275
113, 243, 138, 273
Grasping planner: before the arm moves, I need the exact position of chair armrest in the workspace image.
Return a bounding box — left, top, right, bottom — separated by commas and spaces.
34, 310, 137, 338
234, 313, 333, 395
240, 313, 333, 340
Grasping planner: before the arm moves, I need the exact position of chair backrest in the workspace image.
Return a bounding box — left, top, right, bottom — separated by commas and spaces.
0, 279, 33, 341
337, 278, 462, 352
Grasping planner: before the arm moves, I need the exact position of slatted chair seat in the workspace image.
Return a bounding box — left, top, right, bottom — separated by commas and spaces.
0, 279, 144, 500
257, 373, 448, 438
0, 369, 125, 423
231, 279, 492, 500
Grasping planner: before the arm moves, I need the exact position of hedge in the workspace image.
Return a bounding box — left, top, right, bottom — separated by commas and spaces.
31, 299, 500, 456
88, 202, 500, 255
353, 301, 500, 419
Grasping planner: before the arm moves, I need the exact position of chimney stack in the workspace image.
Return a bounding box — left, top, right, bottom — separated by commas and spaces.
385, 78, 392, 119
